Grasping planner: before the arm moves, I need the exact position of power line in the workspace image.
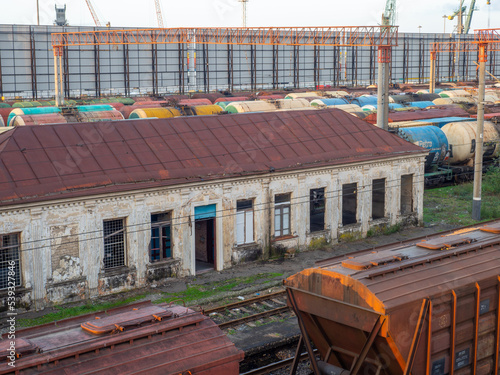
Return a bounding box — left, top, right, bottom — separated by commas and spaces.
3, 169, 476, 256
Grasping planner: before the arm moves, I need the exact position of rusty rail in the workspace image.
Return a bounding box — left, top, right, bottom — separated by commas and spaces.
203, 290, 286, 315
241, 350, 317, 375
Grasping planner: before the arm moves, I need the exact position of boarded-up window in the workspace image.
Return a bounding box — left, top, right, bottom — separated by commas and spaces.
372, 179, 386, 219
103, 219, 126, 269
342, 183, 357, 225
151, 212, 172, 262
310, 188, 325, 232
275, 193, 291, 237
236, 200, 254, 245
1, 233, 21, 289
401, 174, 414, 214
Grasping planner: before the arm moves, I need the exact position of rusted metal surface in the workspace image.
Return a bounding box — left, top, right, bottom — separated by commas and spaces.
0, 108, 11, 125
214, 96, 250, 103
0, 301, 243, 375
0, 108, 426, 207
363, 106, 470, 124
285, 219, 500, 374
10, 113, 67, 126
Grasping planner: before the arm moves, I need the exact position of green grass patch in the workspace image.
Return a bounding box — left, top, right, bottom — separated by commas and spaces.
308, 237, 329, 250
424, 164, 500, 226
18, 293, 148, 328
367, 224, 402, 237
155, 272, 283, 305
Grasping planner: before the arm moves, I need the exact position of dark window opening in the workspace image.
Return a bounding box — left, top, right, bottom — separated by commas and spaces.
103, 219, 126, 269
275, 193, 291, 237
310, 188, 325, 232
151, 212, 172, 262
372, 179, 386, 219
342, 183, 357, 225
1, 233, 21, 289
401, 174, 414, 215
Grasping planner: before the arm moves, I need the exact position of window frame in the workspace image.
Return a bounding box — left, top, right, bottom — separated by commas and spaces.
274, 193, 291, 238
342, 182, 358, 225
310, 187, 326, 233
236, 199, 254, 245
103, 218, 126, 270
150, 212, 172, 263
1, 233, 21, 290
371, 178, 386, 220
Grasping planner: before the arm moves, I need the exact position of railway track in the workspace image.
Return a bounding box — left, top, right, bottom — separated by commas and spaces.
241, 350, 318, 375
203, 290, 292, 330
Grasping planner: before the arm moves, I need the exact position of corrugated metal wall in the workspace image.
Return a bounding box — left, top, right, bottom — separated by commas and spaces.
0, 25, 496, 99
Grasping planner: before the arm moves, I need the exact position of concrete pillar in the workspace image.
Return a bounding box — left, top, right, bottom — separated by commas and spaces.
472, 43, 487, 220
429, 53, 436, 94
53, 49, 60, 107
376, 46, 390, 130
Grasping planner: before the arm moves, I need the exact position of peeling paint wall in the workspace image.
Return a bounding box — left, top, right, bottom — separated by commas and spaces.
0, 155, 425, 310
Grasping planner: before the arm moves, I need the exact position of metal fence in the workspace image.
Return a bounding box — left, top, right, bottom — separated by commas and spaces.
0, 25, 496, 99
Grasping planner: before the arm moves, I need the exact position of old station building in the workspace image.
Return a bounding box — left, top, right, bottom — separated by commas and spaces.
0, 109, 427, 309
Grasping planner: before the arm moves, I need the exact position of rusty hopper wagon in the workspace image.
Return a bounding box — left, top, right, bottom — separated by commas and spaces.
0, 301, 243, 374
284, 220, 500, 375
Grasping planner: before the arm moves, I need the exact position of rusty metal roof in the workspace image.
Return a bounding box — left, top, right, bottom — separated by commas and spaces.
0, 301, 244, 374
0, 108, 426, 207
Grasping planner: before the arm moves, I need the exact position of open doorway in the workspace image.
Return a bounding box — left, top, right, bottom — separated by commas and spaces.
194, 205, 216, 274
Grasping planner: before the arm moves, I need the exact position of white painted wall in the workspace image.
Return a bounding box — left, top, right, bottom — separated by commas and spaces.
0, 154, 426, 309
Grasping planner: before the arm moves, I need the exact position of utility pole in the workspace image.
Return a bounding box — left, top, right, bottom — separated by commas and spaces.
472, 42, 487, 220
37, 0, 40, 25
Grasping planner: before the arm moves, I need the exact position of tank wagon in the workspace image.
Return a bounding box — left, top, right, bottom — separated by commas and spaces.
285, 220, 500, 375
0, 301, 243, 374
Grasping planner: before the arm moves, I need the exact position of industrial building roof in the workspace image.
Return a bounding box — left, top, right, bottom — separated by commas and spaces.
0, 108, 426, 207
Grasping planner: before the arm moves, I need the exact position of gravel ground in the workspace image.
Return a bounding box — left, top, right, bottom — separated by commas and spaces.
9, 223, 457, 326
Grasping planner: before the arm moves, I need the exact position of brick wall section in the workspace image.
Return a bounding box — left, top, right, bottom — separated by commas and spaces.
51, 225, 79, 271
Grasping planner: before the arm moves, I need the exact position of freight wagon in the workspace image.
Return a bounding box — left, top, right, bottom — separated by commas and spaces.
285, 220, 500, 375
0, 302, 243, 374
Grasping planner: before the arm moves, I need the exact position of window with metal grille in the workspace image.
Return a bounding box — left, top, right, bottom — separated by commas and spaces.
1, 233, 21, 290
103, 219, 126, 269
310, 188, 325, 232
236, 200, 254, 245
150, 212, 172, 262
274, 193, 291, 237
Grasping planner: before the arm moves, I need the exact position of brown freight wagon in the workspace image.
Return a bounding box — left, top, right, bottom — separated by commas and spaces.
285, 220, 500, 375
0, 301, 243, 374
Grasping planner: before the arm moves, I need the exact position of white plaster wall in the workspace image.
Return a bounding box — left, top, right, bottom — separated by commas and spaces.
0, 154, 426, 308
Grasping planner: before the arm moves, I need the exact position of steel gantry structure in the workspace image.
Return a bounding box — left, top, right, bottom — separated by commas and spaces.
51, 26, 398, 129
429, 28, 500, 220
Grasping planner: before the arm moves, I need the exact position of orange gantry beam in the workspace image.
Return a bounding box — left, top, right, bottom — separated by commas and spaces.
475, 28, 500, 43
430, 40, 500, 55
51, 26, 398, 49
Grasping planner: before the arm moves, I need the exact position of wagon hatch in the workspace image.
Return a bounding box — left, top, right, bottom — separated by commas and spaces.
81, 306, 174, 335
342, 253, 408, 270
416, 234, 477, 250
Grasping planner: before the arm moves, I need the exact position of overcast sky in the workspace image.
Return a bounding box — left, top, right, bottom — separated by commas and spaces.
0, 0, 498, 34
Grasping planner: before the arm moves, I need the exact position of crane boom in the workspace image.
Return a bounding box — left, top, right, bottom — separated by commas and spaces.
154, 0, 165, 28
85, 0, 101, 27
463, 0, 476, 34
382, 0, 397, 26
